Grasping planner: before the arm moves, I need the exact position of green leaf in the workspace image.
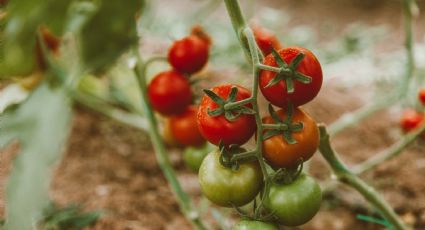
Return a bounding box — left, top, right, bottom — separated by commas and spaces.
79, 0, 145, 73
289, 52, 305, 69
1, 83, 72, 230
0, 0, 72, 76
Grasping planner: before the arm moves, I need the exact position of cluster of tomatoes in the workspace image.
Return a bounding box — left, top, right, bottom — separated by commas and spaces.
399, 89, 425, 138
195, 26, 324, 228
147, 27, 213, 171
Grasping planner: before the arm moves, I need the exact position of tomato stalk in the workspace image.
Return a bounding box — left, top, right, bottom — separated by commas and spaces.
399, 0, 416, 97
318, 125, 410, 230
133, 54, 207, 230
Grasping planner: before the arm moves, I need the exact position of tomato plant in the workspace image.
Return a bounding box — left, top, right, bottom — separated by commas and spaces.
197, 84, 257, 146
232, 219, 278, 230
264, 174, 322, 226
252, 25, 281, 56
168, 35, 209, 74
198, 149, 263, 207
162, 118, 183, 148
170, 106, 206, 147
262, 107, 319, 168
259, 47, 323, 108
147, 70, 193, 116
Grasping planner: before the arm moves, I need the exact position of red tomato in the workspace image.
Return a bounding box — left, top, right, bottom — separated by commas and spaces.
252, 25, 281, 56
148, 70, 192, 116
197, 84, 257, 146
400, 109, 425, 136
168, 35, 209, 74
170, 106, 206, 147
262, 107, 319, 168
418, 89, 425, 106
259, 47, 323, 108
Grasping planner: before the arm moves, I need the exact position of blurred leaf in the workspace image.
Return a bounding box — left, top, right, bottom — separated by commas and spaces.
0, 82, 72, 230
42, 203, 102, 230
0, 0, 72, 76
80, 0, 145, 73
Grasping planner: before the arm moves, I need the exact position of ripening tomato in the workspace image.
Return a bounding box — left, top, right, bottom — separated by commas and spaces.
168, 35, 209, 74
418, 89, 425, 106
259, 47, 322, 108
170, 106, 206, 147
198, 150, 263, 207
262, 107, 319, 168
162, 118, 183, 148
252, 25, 281, 56
264, 174, 322, 226
232, 219, 278, 230
183, 143, 214, 172
400, 109, 425, 138
197, 84, 257, 146
148, 70, 192, 116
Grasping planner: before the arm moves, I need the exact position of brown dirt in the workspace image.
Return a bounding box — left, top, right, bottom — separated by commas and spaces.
2, 0, 425, 229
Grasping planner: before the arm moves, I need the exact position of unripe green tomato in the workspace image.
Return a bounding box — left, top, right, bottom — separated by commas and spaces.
183, 143, 214, 172
232, 219, 278, 230
264, 174, 322, 226
198, 150, 263, 207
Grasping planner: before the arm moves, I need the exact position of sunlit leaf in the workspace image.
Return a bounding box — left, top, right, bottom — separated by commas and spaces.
0, 82, 72, 230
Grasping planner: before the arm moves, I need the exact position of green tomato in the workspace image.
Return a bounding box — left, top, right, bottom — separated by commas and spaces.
183, 143, 214, 172
265, 174, 322, 226
232, 219, 278, 230
198, 150, 263, 207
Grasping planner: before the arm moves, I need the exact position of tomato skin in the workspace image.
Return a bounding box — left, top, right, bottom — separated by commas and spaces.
198, 150, 263, 207
168, 35, 209, 74
170, 106, 206, 147
162, 118, 184, 148
232, 219, 278, 230
197, 84, 257, 146
400, 109, 425, 140
265, 174, 322, 226
148, 70, 192, 116
418, 89, 425, 106
183, 143, 214, 172
252, 26, 281, 56
259, 47, 322, 108
262, 107, 319, 168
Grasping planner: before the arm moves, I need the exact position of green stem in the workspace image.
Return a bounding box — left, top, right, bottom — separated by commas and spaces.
318, 124, 409, 230
328, 94, 398, 136
224, 0, 251, 63
256, 64, 281, 73
134, 54, 207, 230
399, 0, 415, 97
352, 121, 425, 175
73, 92, 149, 131
262, 124, 289, 130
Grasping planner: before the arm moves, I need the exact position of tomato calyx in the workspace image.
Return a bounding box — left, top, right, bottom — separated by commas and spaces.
259, 49, 312, 93
263, 104, 304, 144
218, 142, 257, 170
203, 86, 255, 122
269, 161, 303, 185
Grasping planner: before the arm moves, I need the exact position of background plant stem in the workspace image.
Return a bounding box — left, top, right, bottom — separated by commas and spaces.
318, 125, 409, 230
133, 55, 207, 230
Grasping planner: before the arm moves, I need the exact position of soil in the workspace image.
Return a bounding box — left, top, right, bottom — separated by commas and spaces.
2, 0, 425, 229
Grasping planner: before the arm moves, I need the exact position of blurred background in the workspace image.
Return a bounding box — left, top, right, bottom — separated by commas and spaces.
1, 0, 425, 229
